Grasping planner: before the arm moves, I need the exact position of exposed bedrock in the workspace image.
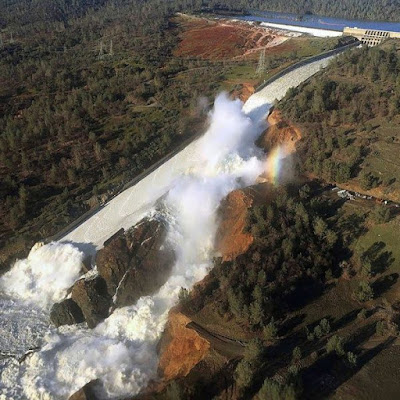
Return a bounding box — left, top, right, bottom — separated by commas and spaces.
50, 298, 85, 327
71, 276, 111, 329
215, 188, 254, 262
50, 217, 175, 328
69, 380, 99, 400
96, 218, 175, 308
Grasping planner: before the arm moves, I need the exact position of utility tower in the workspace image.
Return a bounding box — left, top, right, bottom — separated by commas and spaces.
98, 40, 105, 59
109, 39, 113, 56
256, 48, 266, 75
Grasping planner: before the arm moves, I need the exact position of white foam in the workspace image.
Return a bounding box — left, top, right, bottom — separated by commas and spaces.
0, 242, 84, 309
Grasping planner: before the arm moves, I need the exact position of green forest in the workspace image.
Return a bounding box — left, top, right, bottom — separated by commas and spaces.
0, 0, 233, 266
205, 0, 400, 22
278, 43, 400, 196
2, 0, 372, 267
1, 0, 399, 266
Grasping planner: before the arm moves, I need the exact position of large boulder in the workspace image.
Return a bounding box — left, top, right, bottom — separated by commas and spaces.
50, 298, 85, 327
95, 235, 130, 296
71, 276, 111, 328
50, 217, 174, 328
96, 218, 175, 308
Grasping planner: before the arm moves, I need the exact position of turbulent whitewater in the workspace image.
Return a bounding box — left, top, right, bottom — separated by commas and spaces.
0, 56, 336, 399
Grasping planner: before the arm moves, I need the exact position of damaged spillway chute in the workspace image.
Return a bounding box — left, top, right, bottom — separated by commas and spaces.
0, 52, 343, 399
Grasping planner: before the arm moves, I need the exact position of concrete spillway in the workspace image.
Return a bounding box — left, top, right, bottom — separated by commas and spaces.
62, 53, 336, 249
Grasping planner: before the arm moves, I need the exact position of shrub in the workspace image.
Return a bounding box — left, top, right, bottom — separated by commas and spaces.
354, 281, 374, 302
326, 335, 345, 356
371, 205, 391, 224
347, 351, 357, 366
236, 339, 265, 391
376, 320, 386, 336
264, 318, 278, 341
357, 309, 367, 320
292, 346, 302, 362
314, 325, 323, 339
360, 171, 380, 190
257, 378, 297, 400
235, 360, 253, 390
320, 318, 331, 335
165, 381, 183, 400
178, 287, 189, 302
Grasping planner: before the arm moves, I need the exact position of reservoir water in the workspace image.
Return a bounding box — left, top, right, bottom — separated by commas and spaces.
232, 10, 400, 33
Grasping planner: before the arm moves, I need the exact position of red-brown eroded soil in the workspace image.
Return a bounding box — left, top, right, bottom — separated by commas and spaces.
261, 109, 302, 154
174, 16, 287, 60
158, 310, 210, 381
215, 188, 254, 262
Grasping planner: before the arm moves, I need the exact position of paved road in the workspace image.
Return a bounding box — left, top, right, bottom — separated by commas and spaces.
187, 321, 245, 358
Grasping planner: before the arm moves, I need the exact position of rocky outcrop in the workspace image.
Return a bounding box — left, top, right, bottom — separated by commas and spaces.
71, 277, 111, 329
50, 298, 85, 327
258, 109, 301, 154
215, 189, 254, 261
231, 83, 255, 103
51, 217, 174, 328
96, 218, 175, 308
158, 310, 210, 381
96, 235, 130, 296
69, 380, 99, 400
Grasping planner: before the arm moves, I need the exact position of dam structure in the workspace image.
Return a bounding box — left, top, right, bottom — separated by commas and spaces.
344, 27, 400, 46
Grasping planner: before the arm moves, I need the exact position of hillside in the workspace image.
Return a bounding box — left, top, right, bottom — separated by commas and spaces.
150, 42, 400, 400
153, 180, 400, 400
0, 0, 342, 270
277, 41, 400, 202
3, 1, 400, 399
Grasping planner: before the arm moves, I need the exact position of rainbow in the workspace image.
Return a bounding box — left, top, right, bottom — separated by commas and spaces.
265, 145, 286, 186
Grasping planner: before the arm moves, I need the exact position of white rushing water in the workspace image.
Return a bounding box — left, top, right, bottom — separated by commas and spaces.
0, 56, 337, 399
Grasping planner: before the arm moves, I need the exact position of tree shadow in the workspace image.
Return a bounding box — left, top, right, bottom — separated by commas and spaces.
373, 273, 399, 297
279, 313, 307, 336
338, 212, 368, 245
191, 358, 239, 400
351, 146, 371, 177
302, 336, 396, 400
374, 251, 395, 274
361, 242, 394, 276
346, 322, 376, 349
333, 308, 361, 330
